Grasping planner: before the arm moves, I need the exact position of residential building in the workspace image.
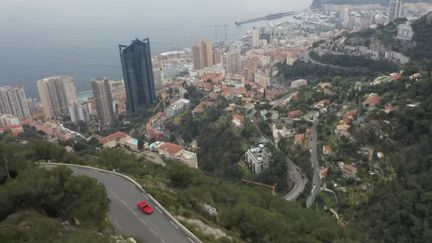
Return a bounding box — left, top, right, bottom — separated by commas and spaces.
92, 78, 115, 127
222, 49, 242, 74
291, 79, 308, 89
37, 76, 77, 119
245, 144, 270, 174
192, 39, 214, 70
389, 0, 403, 22
156, 142, 198, 168
32, 120, 81, 142
363, 94, 381, 107
68, 100, 91, 123
0, 85, 31, 119
342, 110, 357, 125
294, 134, 305, 145
315, 99, 331, 109
232, 114, 244, 128
323, 145, 333, 155
213, 49, 224, 64
251, 29, 261, 48
108, 79, 127, 115
26, 99, 44, 118
119, 38, 157, 113
99, 131, 131, 148
385, 51, 410, 64
165, 99, 191, 118
395, 22, 414, 41
254, 70, 270, 88
0, 114, 20, 127
339, 163, 358, 178
341, 7, 351, 27
0, 124, 24, 137
288, 110, 302, 119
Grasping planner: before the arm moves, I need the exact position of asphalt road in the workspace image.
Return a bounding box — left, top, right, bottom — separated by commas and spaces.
299, 52, 348, 70
44, 164, 193, 243
306, 115, 322, 208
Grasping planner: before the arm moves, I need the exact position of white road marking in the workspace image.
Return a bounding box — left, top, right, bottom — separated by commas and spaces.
141, 193, 149, 199
170, 221, 179, 230
120, 200, 138, 216
188, 237, 194, 243
138, 218, 148, 226
120, 200, 128, 207
111, 192, 120, 199
130, 210, 138, 216
156, 207, 163, 214
150, 228, 158, 236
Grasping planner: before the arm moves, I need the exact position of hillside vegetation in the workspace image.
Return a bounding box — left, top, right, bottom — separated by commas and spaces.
0, 139, 113, 242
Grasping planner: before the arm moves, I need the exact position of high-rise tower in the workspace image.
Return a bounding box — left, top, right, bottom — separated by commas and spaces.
192, 39, 214, 70
388, 0, 403, 22
92, 78, 115, 127
37, 76, 77, 119
119, 38, 156, 113
0, 85, 31, 119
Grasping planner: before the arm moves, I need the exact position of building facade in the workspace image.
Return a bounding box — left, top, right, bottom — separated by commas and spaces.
0, 114, 20, 127
120, 38, 157, 113
251, 29, 261, 48
108, 79, 127, 115
68, 100, 91, 123
244, 144, 270, 174
192, 39, 214, 70
37, 76, 77, 119
165, 99, 191, 118
0, 85, 31, 119
92, 78, 115, 127
222, 49, 242, 74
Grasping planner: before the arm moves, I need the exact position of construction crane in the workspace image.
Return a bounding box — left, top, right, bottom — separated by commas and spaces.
152, 92, 167, 113
202, 24, 229, 43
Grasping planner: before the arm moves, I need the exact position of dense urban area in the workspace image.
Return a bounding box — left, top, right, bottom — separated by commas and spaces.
1, 0, 432, 242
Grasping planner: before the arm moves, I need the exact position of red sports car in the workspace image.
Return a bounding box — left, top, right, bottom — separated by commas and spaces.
137, 200, 154, 214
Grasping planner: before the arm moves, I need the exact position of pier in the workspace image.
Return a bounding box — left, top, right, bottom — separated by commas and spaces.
235, 11, 296, 25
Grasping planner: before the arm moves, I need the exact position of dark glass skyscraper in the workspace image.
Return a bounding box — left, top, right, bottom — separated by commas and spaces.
119, 38, 156, 113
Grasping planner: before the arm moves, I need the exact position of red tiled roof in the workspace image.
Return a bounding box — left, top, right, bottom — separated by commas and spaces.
343, 110, 357, 124
294, 134, 305, 144
288, 110, 302, 119
159, 142, 183, 155
363, 95, 381, 106
316, 99, 331, 107
0, 125, 24, 136
342, 164, 358, 176
232, 114, 244, 122
323, 145, 332, 155
390, 73, 401, 80
99, 131, 129, 144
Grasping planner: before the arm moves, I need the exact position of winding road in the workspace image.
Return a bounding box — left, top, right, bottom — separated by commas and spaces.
305, 114, 322, 208
43, 164, 198, 243
246, 110, 307, 201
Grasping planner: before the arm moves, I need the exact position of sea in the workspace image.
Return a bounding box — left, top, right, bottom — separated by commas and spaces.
0, 0, 312, 98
